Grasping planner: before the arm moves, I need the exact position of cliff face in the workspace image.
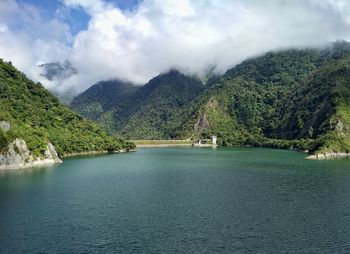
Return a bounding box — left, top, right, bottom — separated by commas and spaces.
0, 139, 62, 170
0, 58, 135, 162
0, 121, 62, 170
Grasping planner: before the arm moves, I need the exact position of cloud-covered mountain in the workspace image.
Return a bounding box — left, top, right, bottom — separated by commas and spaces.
71, 42, 350, 156
1, 0, 350, 94
39, 60, 77, 81
71, 70, 205, 137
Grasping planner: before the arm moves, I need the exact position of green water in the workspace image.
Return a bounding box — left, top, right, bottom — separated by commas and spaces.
0, 147, 350, 253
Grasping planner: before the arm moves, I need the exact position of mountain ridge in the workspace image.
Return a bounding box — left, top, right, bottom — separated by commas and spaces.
71, 41, 350, 157
72, 69, 206, 138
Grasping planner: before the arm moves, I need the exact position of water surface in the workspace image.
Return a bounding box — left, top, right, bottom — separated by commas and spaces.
1, 147, 350, 253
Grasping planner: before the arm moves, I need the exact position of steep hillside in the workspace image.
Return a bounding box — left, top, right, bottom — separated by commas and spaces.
0, 59, 135, 165
175, 42, 350, 155
70, 42, 350, 156
119, 70, 205, 138
71, 80, 138, 121
72, 70, 205, 138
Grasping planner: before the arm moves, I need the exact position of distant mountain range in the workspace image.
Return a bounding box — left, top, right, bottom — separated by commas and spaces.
71, 41, 350, 156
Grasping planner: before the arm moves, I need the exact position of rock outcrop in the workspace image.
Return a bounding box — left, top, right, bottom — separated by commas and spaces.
0, 139, 62, 170
306, 152, 350, 160
0, 121, 10, 132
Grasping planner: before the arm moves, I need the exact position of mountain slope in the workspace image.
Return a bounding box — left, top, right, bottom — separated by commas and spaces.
119, 70, 205, 138
174, 42, 350, 155
71, 80, 138, 121
71, 70, 205, 138
70, 41, 350, 156
0, 59, 135, 163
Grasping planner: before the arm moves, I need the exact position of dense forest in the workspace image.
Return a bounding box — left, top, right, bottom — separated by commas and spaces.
174, 42, 350, 154
71, 41, 350, 155
71, 70, 206, 138
0, 59, 135, 158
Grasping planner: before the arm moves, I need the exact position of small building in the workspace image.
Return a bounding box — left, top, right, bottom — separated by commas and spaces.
192, 135, 218, 147
212, 135, 217, 146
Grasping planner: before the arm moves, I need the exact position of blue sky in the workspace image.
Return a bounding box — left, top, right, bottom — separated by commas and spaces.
1, 0, 350, 94
17, 0, 141, 34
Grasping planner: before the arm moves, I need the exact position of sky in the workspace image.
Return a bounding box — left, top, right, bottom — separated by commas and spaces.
1, 0, 350, 94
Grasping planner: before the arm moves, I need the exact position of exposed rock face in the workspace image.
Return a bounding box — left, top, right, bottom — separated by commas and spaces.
335, 120, 345, 131
0, 121, 10, 132
306, 152, 350, 160
0, 139, 62, 170
195, 114, 210, 132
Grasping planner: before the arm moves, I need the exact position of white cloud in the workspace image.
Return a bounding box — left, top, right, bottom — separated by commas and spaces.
0, 0, 71, 90
1, 0, 350, 94
62, 0, 108, 15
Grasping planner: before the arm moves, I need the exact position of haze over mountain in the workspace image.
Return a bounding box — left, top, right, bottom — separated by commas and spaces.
72, 41, 350, 156
1, 0, 350, 95
39, 60, 77, 81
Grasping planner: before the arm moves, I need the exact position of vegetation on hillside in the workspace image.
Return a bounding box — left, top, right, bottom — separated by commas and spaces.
72, 70, 205, 139
71, 41, 350, 155
71, 80, 138, 121
175, 42, 350, 154
0, 59, 135, 158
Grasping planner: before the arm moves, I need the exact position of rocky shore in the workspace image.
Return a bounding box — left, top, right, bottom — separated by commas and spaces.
306, 152, 350, 160
0, 139, 62, 170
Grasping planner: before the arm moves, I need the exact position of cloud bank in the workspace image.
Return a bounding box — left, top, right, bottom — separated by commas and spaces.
1, 0, 350, 94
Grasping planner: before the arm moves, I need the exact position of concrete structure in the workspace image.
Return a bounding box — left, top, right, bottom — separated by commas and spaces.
212, 136, 217, 146
192, 135, 218, 147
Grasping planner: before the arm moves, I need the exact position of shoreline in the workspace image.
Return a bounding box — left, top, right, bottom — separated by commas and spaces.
130, 140, 193, 148
0, 159, 62, 171
306, 152, 350, 160
136, 144, 192, 148
134, 141, 350, 160
62, 149, 136, 158
0, 149, 135, 171
2, 146, 349, 170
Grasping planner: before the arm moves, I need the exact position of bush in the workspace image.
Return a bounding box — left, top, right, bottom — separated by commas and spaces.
0, 128, 9, 152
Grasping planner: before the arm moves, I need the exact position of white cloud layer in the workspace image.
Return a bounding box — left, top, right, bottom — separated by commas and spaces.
1, 0, 350, 94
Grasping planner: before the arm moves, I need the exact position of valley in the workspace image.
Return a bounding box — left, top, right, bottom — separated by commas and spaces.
70, 41, 350, 158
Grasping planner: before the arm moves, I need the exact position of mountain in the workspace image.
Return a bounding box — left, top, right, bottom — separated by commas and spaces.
39, 60, 77, 81
173, 41, 350, 155
71, 42, 350, 156
38, 60, 79, 105
51, 89, 78, 105
71, 80, 138, 121
0, 59, 135, 169
71, 70, 205, 138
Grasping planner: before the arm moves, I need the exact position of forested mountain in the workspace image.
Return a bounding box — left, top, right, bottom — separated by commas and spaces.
71, 41, 350, 155
71, 80, 138, 121
174, 42, 350, 154
71, 70, 205, 138
0, 59, 135, 160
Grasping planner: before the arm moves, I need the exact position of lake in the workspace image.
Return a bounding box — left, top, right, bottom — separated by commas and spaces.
1, 147, 350, 253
